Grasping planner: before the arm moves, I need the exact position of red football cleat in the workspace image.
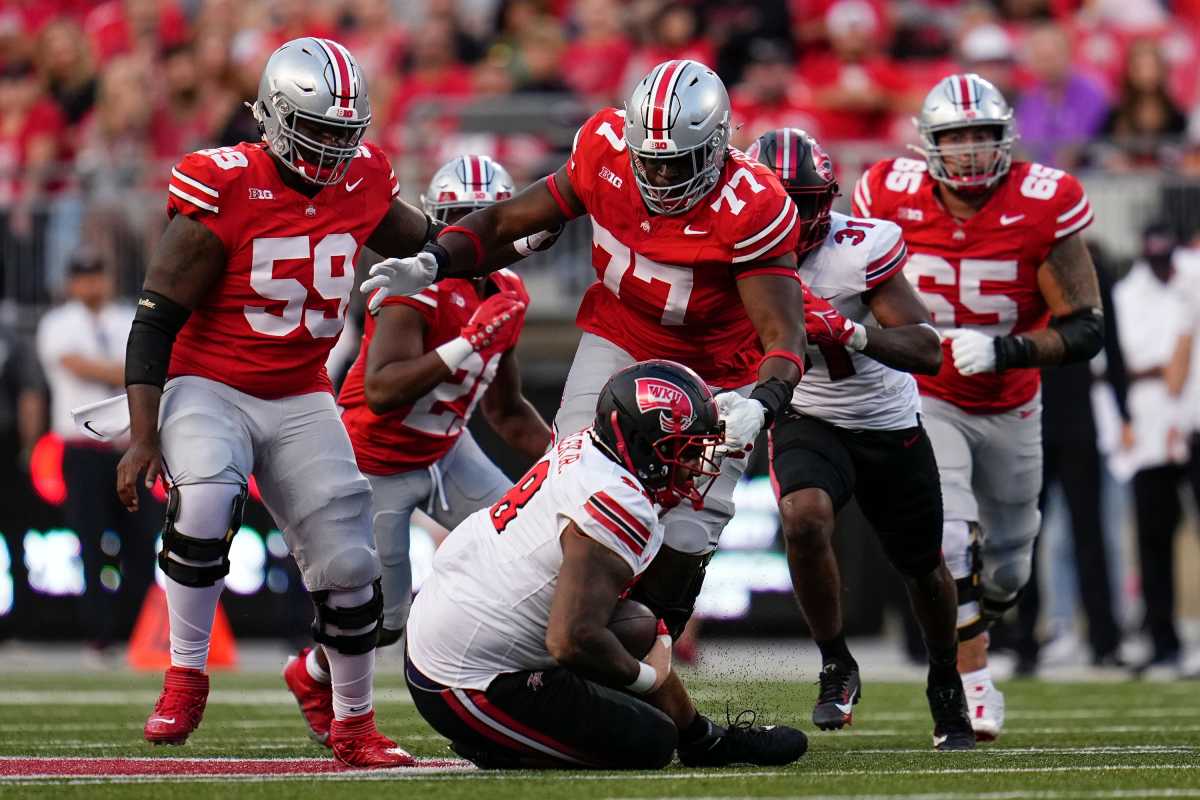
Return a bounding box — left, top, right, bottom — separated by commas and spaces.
143, 666, 209, 745
330, 710, 415, 768
283, 647, 334, 746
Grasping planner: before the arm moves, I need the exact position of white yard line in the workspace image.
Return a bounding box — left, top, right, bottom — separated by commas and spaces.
0, 689, 414, 706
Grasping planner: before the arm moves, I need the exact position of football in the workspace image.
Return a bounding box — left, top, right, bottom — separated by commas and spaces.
607, 598, 658, 659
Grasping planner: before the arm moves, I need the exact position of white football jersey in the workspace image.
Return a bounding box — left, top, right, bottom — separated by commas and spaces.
406, 429, 664, 690
792, 211, 921, 431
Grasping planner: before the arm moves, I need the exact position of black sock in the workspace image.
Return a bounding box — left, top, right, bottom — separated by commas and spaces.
679, 713, 715, 745
815, 632, 855, 669
927, 642, 959, 686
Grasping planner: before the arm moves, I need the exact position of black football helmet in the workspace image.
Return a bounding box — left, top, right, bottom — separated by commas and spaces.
593, 360, 724, 511
747, 127, 839, 257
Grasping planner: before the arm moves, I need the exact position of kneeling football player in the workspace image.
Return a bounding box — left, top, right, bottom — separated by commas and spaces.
405, 361, 808, 768
750, 129, 975, 750
284, 155, 556, 745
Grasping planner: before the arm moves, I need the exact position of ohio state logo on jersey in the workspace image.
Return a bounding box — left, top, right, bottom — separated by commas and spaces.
635, 377, 695, 432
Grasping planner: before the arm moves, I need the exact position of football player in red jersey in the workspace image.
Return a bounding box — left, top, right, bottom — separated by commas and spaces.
751, 128, 974, 751
853, 74, 1104, 741
114, 37, 472, 767
283, 155, 555, 746
362, 55, 805, 647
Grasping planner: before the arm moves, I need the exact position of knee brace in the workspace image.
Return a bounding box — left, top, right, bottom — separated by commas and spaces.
158, 484, 247, 587
942, 520, 986, 640
311, 579, 383, 655
629, 546, 711, 640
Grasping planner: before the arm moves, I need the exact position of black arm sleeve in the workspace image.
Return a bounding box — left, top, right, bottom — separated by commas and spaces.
125, 291, 192, 388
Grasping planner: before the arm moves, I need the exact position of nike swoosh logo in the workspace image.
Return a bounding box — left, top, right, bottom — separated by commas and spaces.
345, 178, 364, 192
683, 225, 708, 235
83, 421, 106, 438
999, 214, 1024, 225
149, 717, 176, 724
933, 733, 948, 746
834, 688, 858, 714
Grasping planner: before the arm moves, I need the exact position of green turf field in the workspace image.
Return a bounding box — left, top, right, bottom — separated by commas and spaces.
1, 669, 1197, 798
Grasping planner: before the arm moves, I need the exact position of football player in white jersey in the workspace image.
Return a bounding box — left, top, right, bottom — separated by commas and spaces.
404, 361, 808, 769
751, 129, 974, 751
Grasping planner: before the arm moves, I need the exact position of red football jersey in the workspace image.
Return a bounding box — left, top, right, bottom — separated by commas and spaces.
165, 141, 400, 399
564, 108, 801, 389
338, 269, 529, 475
852, 158, 1093, 414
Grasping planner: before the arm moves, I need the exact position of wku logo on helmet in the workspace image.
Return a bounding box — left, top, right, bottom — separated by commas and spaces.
811, 140, 834, 182
634, 377, 695, 433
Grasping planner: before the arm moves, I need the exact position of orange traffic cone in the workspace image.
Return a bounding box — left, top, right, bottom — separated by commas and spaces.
127, 584, 238, 671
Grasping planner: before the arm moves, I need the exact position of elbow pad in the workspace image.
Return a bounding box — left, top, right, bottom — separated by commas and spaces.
1050, 306, 1104, 364
125, 291, 191, 388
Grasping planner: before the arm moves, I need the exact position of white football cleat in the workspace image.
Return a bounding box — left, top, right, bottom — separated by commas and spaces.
965, 682, 1004, 742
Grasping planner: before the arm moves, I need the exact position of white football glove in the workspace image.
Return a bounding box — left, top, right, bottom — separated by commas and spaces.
714, 391, 766, 457
943, 328, 997, 375
360, 252, 440, 313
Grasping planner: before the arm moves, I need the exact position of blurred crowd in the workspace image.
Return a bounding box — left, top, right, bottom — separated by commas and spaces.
6, 0, 1200, 300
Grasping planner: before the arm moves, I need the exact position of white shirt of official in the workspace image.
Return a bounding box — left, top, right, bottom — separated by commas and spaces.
36, 300, 134, 439
1170, 248, 1200, 434
1110, 262, 1191, 477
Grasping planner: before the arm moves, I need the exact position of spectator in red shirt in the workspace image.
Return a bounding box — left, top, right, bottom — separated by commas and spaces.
0, 58, 67, 302
730, 37, 821, 149
562, 0, 633, 105
83, 0, 189, 64
383, 16, 475, 156
622, 2, 716, 92
512, 18, 571, 94
801, 0, 913, 142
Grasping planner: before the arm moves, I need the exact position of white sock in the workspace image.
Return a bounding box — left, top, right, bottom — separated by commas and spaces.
306, 646, 331, 685
322, 585, 377, 720
961, 667, 993, 691
165, 577, 224, 671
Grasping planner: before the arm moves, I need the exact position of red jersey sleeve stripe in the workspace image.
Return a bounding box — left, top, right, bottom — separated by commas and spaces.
732, 203, 798, 264
167, 184, 218, 213
1055, 206, 1093, 239
734, 196, 792, 250
170, 168, 218, 198
408, 292, 437, 308
545, 172, 581, 220
866, 237, 905, 274
583, 500, 645, 555
1056, 195, 1089, 224
852, 175, 872, 216
592, 491, 650, 544
586, 496, 647, 548
865, 245, 908, 287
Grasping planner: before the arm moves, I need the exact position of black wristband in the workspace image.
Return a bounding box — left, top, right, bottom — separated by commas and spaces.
748, 376, 792, 429
125, 290, 191, 388
992, 334, 1036, 372
423, 241, 451, 282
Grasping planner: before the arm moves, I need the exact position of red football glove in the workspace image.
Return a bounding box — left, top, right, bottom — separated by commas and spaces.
461, 290, 527, 352
803, 286, 860, 348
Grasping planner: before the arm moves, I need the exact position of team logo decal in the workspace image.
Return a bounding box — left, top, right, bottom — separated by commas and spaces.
811, 140, 834, 183
634, 377, 695, 432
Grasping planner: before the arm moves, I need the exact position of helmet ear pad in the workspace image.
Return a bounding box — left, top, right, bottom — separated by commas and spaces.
747, 128, 839, 256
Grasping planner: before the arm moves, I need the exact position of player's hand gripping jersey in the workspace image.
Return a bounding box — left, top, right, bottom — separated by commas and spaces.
406, 429, 664, 690
794, 211, 919, 430
338, 270, 529, 475
853, 158, 1093, 413
165, 141, 399, 398
566, 108, 800, 389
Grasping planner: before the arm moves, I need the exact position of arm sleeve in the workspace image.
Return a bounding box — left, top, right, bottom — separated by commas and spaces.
1050, 173, 1094, 241
564, 109, 614, 213
729, 186, 801, 275
564, 482, 659, 575
863, 220, 909, 288
166, 152, 235, 249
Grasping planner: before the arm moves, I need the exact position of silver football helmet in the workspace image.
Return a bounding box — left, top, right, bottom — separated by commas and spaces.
420, 155, 515, 222
624, 59, 731, 215
251, 37, 371, 186
913, 73, 1015, 191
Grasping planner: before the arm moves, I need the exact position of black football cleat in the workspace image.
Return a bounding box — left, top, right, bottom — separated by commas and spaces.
677, 711, 807, 767
927, 682, 976, 751
812, 661, 860, 730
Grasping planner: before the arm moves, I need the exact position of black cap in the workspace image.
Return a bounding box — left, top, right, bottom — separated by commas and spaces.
66, 250, 106, 277
1142, 222, 1177, 260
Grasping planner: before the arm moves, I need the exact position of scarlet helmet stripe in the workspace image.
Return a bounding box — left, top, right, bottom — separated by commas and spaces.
647, 60, 684, 140
318, 39, 354, 108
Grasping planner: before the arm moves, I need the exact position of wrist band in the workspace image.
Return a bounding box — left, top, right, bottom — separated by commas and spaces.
760, 349, 806, 377
438, 225, 484, 271
626, 661, 658, 694
434, 337, 474, 371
